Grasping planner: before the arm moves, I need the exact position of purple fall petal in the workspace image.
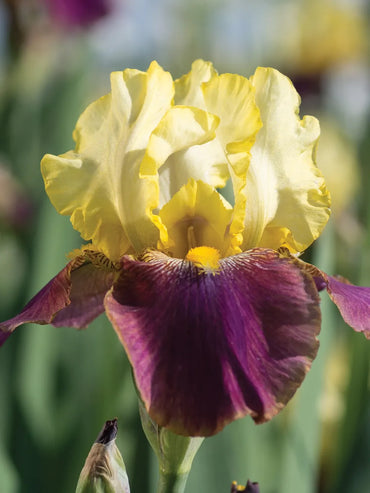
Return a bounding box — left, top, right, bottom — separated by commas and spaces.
0, 256, 117, 345
52, 263, 117, 328
0, 259, 77, 345
325, 275, 370, 339
0, 327, 13, 346
105, 249, 321, 436
313, 274, 327, 292
281, 253, 370, 337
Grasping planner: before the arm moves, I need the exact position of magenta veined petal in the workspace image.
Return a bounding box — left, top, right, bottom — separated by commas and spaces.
104, 249, 321, 436
293, 255, 370, 339
0, 257, 117, 345
325, 275, 370, 339
52, 262, 118, 328
0, 259, 76, 345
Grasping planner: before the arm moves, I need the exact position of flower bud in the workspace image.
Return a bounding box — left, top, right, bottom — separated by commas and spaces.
75, 418, 130, 493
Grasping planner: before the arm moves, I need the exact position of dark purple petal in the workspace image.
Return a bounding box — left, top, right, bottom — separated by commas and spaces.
0, 332, 9, 346
0, 256, 117, 345
313, 274, 327, 292
293, 255, 370, 338
0, 259, 76, 346
278, 251, 370, 337
104, 249, 321, 436
325, 275, 370, 339
52, 263, 117, 328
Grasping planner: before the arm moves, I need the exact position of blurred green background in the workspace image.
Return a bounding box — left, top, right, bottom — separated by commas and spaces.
0, 0, 369, 492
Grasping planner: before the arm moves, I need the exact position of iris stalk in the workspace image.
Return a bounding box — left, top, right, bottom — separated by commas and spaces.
139, 401, 203, 493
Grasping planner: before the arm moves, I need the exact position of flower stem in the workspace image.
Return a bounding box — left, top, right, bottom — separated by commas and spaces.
157, 471, 189, 493
139, 401, 203, 493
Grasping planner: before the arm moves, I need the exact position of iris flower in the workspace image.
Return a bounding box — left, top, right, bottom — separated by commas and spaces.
1, 60, 369, 437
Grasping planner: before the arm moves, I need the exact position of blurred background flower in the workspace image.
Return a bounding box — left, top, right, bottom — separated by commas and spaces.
0, 160, 32, 228
0, 0, 369, 492
45, 0, 112, 28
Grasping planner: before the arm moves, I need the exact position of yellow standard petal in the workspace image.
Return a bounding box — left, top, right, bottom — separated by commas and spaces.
159, 179, 233, 259
202, 73, 262, 254
41, 61, 174, 261
174, 59, 217, 108
241, 67, 331, 253
167, 60, 230, 201
140, 105, 220, 223
174, 61, 263, 254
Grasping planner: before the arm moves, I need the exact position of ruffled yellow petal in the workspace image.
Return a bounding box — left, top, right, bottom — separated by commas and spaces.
170, 60, 230, 201
139, 105, 221, 243
174, 59, 217, 107
176, 61, 262, 157
175, 61, 262, 254
202, 73, 262, 254
41, 59, 330, 262
241, 67, 330, 253
158, 140, 230, 207
159, 179, 234, 259
41, 61, 174, 261
202, 73, 261, 155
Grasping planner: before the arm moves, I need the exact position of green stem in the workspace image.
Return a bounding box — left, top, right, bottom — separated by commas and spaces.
157, 471, 190, 493
139, 400, 203, 493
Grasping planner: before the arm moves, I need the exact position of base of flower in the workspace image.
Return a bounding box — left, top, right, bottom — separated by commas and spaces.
138, 399, 204, 493
157, 471, 190, 493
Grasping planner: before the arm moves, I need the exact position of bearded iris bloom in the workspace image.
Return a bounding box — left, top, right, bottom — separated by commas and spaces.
1, 60, 369, 437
